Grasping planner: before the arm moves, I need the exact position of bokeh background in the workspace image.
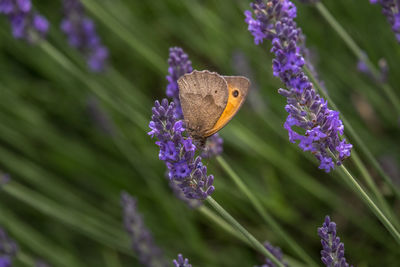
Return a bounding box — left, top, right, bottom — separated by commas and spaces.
0, 0, 400, 266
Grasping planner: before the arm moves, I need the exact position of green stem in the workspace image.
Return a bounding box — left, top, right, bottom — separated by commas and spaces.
305, 65, 400, 202
338, 164, 400, 245
198, 206, 250, 246
216, 156, 318, 267
315, 2, 400, 115
205, 196, 285, 267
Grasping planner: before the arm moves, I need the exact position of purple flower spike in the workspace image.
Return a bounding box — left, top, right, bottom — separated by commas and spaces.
121, 192, 168, 267
318, 216, 353, 267
166, 47, 193, 118
201, 134, 223, 158
0, 0, 49, 43
61, 0, 108, 72
245, 0, 352, 171
256, 242, 288, 267
149, 99, 215, 200
173, 254, 192, 267
0, 228, 18, 267
371, 0, 400, 43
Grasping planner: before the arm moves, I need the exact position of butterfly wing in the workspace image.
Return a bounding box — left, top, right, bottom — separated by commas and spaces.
203, 76, 250, 137
178, 70, 229, 138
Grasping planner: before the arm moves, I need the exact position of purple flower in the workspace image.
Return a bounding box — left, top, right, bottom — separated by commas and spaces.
121, 192, 168, 267
256, 242, 288, 267
86, 96, 116, 136
0, 228, 17, 267
149, 99, 215, 200
357, 55, 388, 83
371, 0, 400, 42
35, 260, 51, 267
166, 47, 193, 118
0, 174, 10, 187
0, 0, 49, 43
200, 134, 223, 158
165, 47, 223, 159
245, 0, 352, 172
173, 254, 192, 267
61, 0, 108, 72
318, 216, 353, 267
0, 257, 11, 267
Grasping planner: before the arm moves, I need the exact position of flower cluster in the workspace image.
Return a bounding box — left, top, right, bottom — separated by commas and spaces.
61, 0, 108, 72
256, 242, 288, 267
166, 47, 223, 158
121, 192, 168, 267
318, 216, 352, 267
0, 0, 49, 43
169, 180, 202, 208
148, 99, 215, 200
166, 47, 193, 118
0, 228, 18, 267
245, 0, 352, 172
370, 0, 400, 43
173, 254, 192, 267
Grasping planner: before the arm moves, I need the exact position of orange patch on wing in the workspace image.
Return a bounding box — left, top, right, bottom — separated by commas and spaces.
204, 84, 243, 137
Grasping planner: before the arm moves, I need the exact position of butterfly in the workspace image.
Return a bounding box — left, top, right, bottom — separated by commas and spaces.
178, 70, 250, 144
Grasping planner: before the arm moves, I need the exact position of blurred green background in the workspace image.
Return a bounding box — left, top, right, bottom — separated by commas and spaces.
0, 0, 399, 266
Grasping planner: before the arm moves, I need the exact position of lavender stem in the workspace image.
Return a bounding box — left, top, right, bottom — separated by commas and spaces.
216, 156, 318, 267
336, 161, 400, 245
304, 65, 400, 203
314, 2, 400, 116
205, 196, 285, 267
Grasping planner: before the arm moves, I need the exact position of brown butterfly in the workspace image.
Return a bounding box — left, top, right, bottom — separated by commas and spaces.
178, 70, 250, 144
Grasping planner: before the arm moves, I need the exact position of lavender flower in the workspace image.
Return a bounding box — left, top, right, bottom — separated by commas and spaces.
166, 47, 223, 159
0, 174, 10, 187
35, 260, 51, 267
86, 96, 116, 136
297, 0, 319, 3
200, 134, 223, 158
245, 0, 352, 172
318, 216, 353, 267
0, 0, 49, 43
173, 254, 192, 267
256, 242, 288, 267
121, 192, 168, 267
357, 56, 388, 83
371, 0, 400, 43
148, 99, 215, 200
0, 228, 18, 267
169, 180, 202, 208
61, 0, 108, 72
166, 47, 193, 119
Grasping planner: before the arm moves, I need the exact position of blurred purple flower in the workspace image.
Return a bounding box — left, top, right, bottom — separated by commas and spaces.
0, 228, 17, 267
0, 0, 49, 43
256, 242, 288, 267
173, 254, 192, 267
61, 0, 108, 72
371, 0, 400, 43
318, 216, 353, 267
0, 174, 10, 187
297, 0, 319, 3
245, 0, 352, 172
121, 192, 168, 267
35, 260, 51, 267
357, 55, 388, 83
166, 47, 193, 118
200, 134, 223, 158
86, 96, 116, 136
149, 99, 215, 200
